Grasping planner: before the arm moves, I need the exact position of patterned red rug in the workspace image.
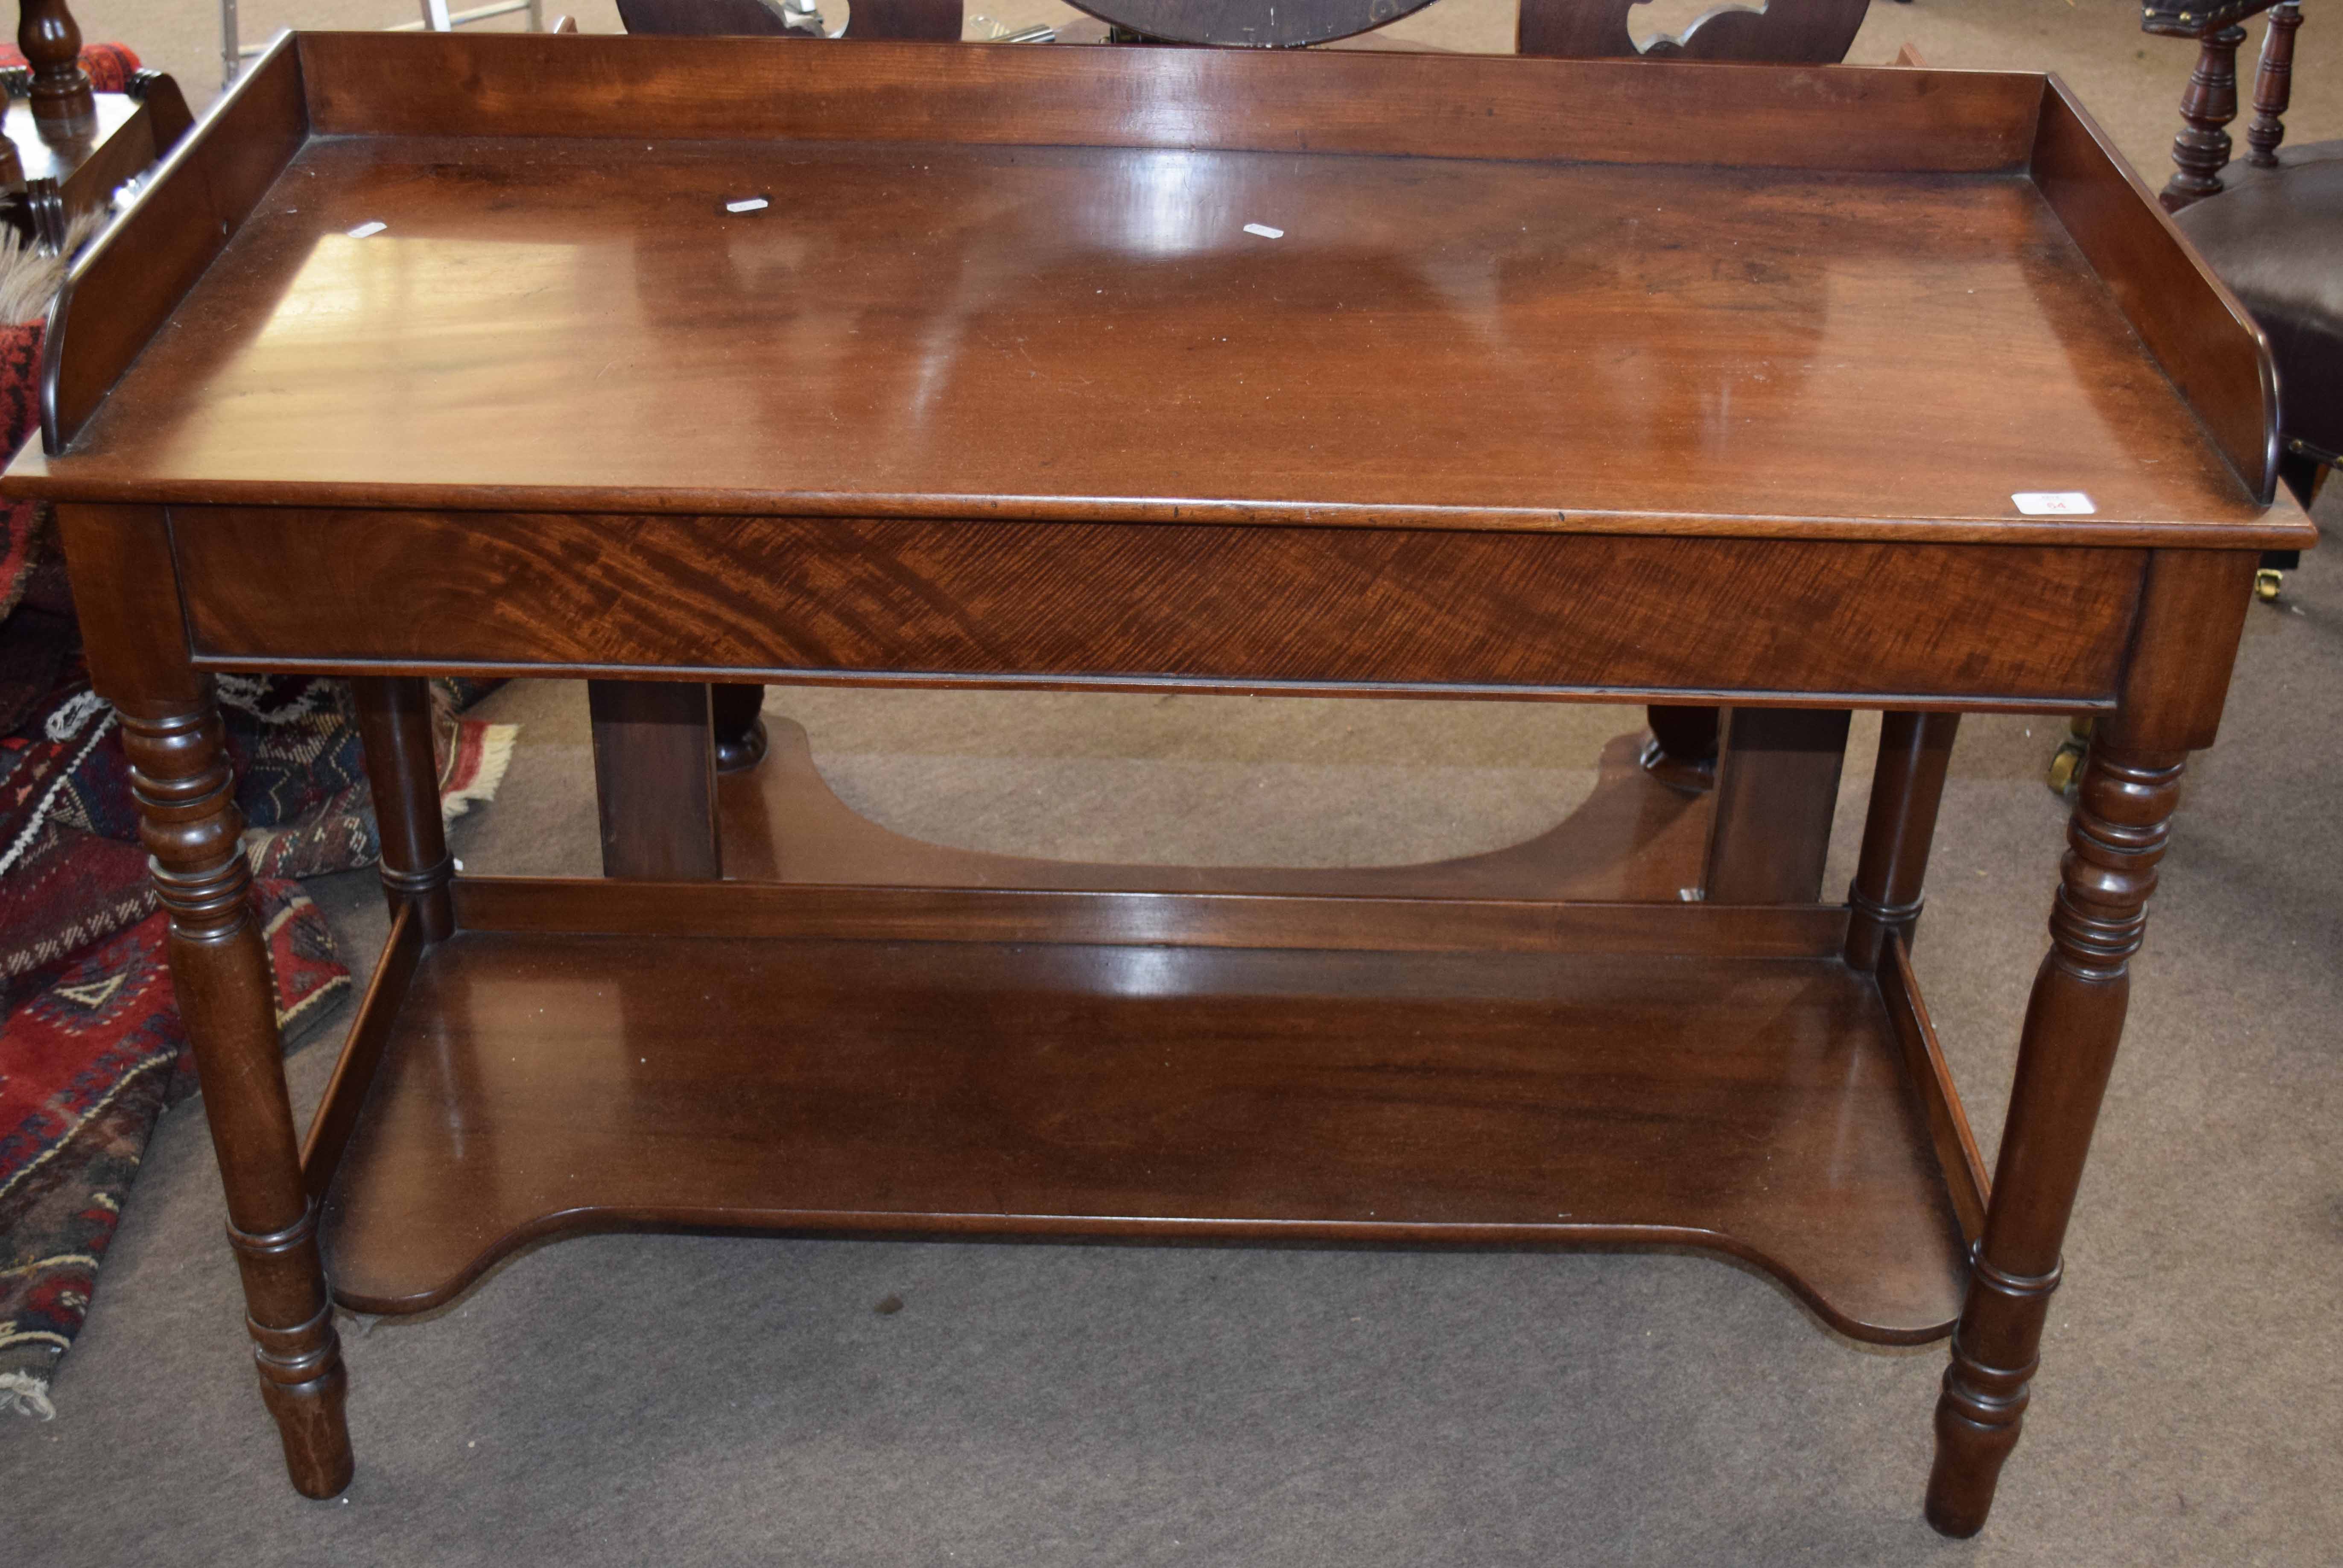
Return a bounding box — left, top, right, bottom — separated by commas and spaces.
0, 658, 514, 1417
0, 882, 345, 1418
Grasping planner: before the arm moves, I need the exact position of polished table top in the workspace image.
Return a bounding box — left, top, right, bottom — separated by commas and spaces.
17, 126, 2284, 540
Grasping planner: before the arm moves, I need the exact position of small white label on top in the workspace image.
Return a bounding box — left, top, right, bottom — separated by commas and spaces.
346, 221, 387, 239
1242, 223, 1284, 239
726, 197, 770, 213
2012, 491, 2095, 515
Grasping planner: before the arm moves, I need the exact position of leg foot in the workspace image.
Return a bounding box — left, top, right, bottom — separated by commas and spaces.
711, 682, 768, 774
1639, 703, 1718, 794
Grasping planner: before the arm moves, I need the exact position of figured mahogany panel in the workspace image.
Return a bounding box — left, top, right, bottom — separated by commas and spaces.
172, 508, 2145, 704
318, 919, 1969, 1341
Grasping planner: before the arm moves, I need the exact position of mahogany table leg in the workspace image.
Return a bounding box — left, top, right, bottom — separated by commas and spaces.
2161, 21, 2247, 211
351, 676, 455, 940
1926, 549, 2251, 1535
130, 695, 353, 1495
17, 0, 95, 134
710, 681, 768, 773
1639, 702, 1718, 793
1702, 706, 1851, 903
58, 505, 352, 1497
1845, 710, 1959, 970
588, 677, 722, 879
1924, 739, 2182, 1536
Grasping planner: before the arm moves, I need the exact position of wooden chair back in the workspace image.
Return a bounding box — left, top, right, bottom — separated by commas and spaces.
618, 0, 1875, 55
2144, 0, 2305, 210
616, 0, 961, 41
1517, 0, 1873, 63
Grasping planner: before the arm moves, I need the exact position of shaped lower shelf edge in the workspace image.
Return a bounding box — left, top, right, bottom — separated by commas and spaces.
306, 879, 1974, 1346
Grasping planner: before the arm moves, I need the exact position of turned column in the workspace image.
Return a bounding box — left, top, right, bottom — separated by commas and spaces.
1845, 711, 1960, 971
2161, 22, 2247, 210
16, 0, 93, 135
1925, 550, 2255, 1536
351, 676, 455, 941
1923, 742, 2181, 1536
57, 505, 353, 1498
2245, 1, 2301, 169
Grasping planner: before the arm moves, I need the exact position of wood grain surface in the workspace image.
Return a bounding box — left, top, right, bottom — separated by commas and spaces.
292, 33, 2043, 171
317, 924, 1968, 1341
168, 508, 2148, 704
2031, 78, 2281, 501
12, 106, 2303, 546
40, 38, 306, 453
444, 875, 1854, 957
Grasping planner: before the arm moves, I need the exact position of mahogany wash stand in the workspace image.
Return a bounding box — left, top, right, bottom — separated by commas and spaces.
7, 32, 2315, 1536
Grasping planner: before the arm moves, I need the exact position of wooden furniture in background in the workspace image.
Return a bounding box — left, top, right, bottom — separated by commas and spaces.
0, 0, 192, 251
616, 0, 960, 40
1518, 0, 1871, 61
2147, 0, 2337, 514
222, 0, 549, 89
11, 31, 2311, 1538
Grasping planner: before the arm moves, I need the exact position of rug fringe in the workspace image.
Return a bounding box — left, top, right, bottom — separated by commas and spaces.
441, 721, 518, 822
0, 1369, 56, 1419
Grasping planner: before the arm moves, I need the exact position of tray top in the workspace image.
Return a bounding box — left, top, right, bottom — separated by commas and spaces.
6, 34, 2309, 546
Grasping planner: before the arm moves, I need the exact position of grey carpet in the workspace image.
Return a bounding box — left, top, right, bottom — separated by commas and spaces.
9, 3, 2343, 1559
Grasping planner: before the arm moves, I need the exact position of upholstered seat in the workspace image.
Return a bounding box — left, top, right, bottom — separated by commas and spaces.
2173, 141, 2343, 496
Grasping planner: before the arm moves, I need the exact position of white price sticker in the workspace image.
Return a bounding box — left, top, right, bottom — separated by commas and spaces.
2012, 491, 2095, 515
1242, 223, 1284, 239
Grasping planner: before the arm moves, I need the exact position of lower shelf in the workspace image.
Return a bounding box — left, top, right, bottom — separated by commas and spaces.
312, 880, 1971, 1343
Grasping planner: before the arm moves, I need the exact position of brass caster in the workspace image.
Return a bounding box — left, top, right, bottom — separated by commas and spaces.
2047, 716, 2092, 797
2255, 568, 2284, 602
2046, 742, 2082, 797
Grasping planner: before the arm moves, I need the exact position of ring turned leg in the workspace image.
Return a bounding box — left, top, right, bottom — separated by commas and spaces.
351, 675, 455, 940
1924, 741, 2183, 1536
124, 694, 353, 1497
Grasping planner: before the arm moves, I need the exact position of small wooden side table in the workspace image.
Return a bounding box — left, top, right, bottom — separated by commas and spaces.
6, 32, 2316, 1536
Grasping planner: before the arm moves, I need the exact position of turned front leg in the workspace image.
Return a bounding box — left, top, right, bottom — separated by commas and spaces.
58, 505, 352, 1497
1924, 742, 2182, 1536
125, 695, 353, 1496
